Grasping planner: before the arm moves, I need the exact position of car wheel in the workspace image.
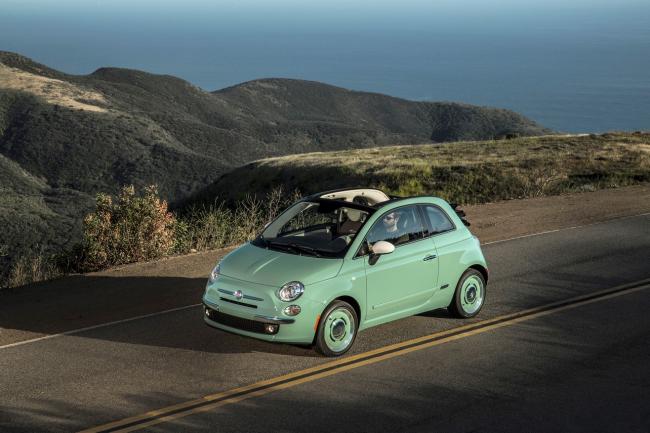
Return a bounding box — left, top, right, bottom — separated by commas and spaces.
315, 300, 358, 357
449, 269, 486, 318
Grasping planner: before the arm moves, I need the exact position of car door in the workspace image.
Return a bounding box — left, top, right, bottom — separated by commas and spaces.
420, 204, 464, 301
362, 205, 439, 323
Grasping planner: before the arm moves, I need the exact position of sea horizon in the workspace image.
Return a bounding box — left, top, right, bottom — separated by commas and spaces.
2, 0, 649, 133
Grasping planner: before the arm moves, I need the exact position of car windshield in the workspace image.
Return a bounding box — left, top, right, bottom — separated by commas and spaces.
253, 200, 373, 258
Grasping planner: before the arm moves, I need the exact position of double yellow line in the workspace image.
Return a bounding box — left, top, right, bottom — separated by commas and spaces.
81, 278, 650, 433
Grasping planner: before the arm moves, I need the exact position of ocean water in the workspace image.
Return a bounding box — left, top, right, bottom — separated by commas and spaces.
2, 1, 649, 133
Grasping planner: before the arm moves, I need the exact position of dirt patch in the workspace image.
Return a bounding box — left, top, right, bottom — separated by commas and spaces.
465, 184, 650, 243
637, 143, 650, 154
0, 63, 108, 112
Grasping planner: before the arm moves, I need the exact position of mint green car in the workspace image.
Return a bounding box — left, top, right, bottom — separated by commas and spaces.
203, 188, 488, 356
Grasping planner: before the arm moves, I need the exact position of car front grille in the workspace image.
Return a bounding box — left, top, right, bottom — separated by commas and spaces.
205, 306, 279, 335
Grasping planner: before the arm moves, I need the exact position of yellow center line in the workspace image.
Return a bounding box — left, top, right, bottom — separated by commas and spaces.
80, 278, 650, 433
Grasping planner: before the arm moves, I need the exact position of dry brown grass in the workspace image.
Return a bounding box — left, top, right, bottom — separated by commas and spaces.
214, 132, 650, 204
264, 133, 648, 170
175, 187, 301, 253
0, 63, 108, 112
5, 253, 63, 289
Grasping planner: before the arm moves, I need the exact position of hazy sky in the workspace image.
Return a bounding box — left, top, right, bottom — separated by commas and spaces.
4, 0, 649, 33
3, 0, 648, 74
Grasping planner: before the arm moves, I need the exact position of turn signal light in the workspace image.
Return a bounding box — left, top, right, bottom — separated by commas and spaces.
283, 305, 302, 316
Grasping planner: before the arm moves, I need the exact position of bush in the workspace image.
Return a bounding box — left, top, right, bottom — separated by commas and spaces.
177, 186, 299, 253
1, 185, 299, 288
6, 253, 63, 288
79, 185, 175, 271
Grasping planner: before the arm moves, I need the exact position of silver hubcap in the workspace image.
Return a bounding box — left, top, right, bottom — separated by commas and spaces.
331, 319, 346, 339
466, 286, 477, 303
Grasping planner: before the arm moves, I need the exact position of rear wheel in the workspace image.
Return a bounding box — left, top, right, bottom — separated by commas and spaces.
315, 300, 358, 357
449, 269, 486, 318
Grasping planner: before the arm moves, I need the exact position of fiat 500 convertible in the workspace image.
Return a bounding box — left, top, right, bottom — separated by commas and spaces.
203, 188, 488, 356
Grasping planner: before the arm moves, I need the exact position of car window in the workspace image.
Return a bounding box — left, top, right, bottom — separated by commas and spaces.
423, 205, 455, 234
278, 204, 332, 235
258, 200, 372, 258
366, 205, 426, 248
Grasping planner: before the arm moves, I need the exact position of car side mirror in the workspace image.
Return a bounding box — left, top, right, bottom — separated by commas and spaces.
372, 241, 395, 255
369, 241, 395, 265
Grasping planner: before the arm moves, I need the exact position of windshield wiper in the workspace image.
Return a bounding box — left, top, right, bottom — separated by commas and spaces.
268, 240, 321, 257
288, 243, 321, 258
266, 240, 293, 252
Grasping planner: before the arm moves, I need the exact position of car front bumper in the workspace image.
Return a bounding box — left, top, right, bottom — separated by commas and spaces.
202, 295, 321, 344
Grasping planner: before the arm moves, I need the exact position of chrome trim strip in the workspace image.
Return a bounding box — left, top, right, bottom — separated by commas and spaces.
254, 315, 295, 324
217, 288, 264, 302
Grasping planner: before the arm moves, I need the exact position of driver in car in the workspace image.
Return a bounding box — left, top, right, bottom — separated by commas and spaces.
369, 211, 409, 246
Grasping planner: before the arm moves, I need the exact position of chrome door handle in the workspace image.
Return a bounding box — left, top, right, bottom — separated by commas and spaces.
423, 254, 437, 261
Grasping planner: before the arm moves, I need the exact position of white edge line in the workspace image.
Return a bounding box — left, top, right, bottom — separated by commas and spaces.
2, 211, 650, 351
483, 212, 650, 246
0, 303, 201, 350
483, 229, 561, 245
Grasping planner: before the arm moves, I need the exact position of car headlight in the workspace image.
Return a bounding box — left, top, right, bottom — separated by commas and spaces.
276, 281, 304, 302
208, 263, 221, 284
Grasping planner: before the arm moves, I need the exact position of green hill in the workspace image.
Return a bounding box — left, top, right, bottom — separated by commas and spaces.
0, 50, 550, 261
184, 132, 650, 207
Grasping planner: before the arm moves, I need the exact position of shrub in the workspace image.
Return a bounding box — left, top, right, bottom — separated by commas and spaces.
79, 185, 175, 271
1, 251, 64, 289
177, 186, 300, 253
176, 202, 235, 252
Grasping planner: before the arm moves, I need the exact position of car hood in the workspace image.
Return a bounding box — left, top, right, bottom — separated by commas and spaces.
220, 243, 343, 287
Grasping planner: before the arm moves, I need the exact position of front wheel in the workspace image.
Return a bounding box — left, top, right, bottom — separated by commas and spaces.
449, 269, 486, 318
315, 300, 358, 357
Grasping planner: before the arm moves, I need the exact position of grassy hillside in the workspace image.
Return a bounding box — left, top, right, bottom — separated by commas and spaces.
0, 50, 551, 260
0, 152, 92, 249
185, 132, 650, 206
3, 133, 648, 289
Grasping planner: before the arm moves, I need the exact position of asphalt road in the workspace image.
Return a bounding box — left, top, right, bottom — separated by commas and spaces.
1, 214, 649, 432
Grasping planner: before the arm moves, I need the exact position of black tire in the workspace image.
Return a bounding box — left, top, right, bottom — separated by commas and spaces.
315, 300, 359, 357
448, 268, 486, 318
